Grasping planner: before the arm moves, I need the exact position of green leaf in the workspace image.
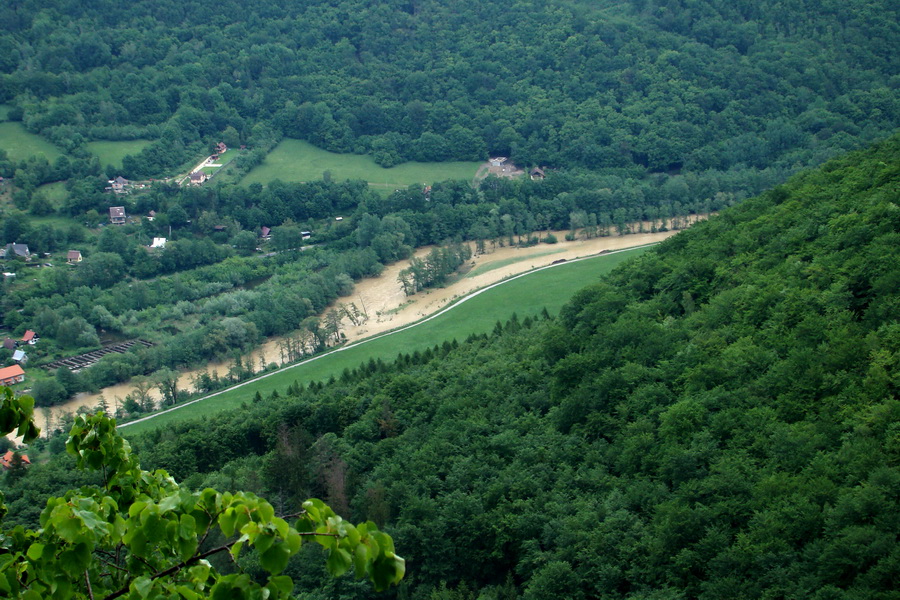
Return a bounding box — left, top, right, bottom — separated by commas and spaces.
134, 575, 153, 598
260, 543, 291, 575
325, 548, 352, 578
267, 575, 294, 596
219, 510, 237, 538
26, 543, 44, 561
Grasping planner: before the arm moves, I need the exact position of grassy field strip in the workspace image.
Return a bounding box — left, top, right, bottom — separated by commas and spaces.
86, 140, 152, 170
121, 245, 651, 434
241, 139, 481, 187
466, 247, 569, 278
0, 122, 64, 162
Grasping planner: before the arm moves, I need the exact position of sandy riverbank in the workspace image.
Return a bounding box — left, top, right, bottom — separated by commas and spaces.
30, 219, 704, 433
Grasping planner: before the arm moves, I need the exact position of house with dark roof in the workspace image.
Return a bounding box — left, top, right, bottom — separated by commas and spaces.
189, 172, 208, 185
530, 167, 545, 180
2, 243, 30, 260
2, 338, 15, 351
67, 250, 83, 264
109, 206, 126, 225
110, 176, 130, 194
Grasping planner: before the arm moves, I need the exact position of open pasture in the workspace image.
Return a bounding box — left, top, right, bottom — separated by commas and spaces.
86, 140, 152, 170
122, 247, 646, 434
0, 123, 64, 162
241, 139, 480, 188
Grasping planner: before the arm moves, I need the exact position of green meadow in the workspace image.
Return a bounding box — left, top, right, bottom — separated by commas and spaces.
86, 139, 152, 170
0, 122, 64, 162
122, 246, 648, 435
241, 139, 481, 188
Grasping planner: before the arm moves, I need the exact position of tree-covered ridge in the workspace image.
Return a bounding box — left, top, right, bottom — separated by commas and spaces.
0, 0, 896, 175
72, 135, 895, 598
4, 138, 898, 595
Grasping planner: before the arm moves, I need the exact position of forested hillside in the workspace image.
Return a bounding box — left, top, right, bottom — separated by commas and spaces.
7, 134, 898, 598
0, 0, 896, 176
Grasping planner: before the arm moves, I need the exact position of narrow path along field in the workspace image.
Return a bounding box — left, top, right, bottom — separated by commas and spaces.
35, 219, 705, 434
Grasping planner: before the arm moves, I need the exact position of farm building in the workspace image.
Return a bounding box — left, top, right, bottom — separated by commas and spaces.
67, 250, 83, 263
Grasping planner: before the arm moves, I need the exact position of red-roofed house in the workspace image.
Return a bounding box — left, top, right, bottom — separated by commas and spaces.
22, 330, 38, 345
1, 450, 30, 469
0, 364, 25, 385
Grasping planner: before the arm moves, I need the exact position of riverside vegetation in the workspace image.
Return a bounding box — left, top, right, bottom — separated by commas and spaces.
5, 131, 898, 599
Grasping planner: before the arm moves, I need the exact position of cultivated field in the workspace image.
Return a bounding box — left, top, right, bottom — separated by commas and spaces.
0, 122, 64, 162
121, 247, 645, 434
86, 139, 152, 170
241, 139, 481, 188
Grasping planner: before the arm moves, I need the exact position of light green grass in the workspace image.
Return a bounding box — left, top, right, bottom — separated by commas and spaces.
122, 246, 649, 435
241, 139, 481, 188
86, 140, 152, 170
35, 181, 68, 204
0, 123, 64, 162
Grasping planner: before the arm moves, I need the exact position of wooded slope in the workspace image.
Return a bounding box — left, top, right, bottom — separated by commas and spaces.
7, 137, 899, 598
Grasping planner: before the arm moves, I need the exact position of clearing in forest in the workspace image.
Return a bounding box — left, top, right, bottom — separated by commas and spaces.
0, 122, 64, 162
241, 139, 481, 188
86, 139, 152, 170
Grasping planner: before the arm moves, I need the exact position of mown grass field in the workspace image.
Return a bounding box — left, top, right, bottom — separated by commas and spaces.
122, 246, 648, 435
0, 122, 64, 162
241, 139, 481, 188
86, 140, 152, 170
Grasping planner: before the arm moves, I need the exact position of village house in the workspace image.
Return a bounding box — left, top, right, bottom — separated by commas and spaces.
216, 142, 227, 154
2, 338, 15, 351
2, 243, 30, 260
12, 349, 27, 364
0, 364, 25, 386
260, 226, 271, 239
301, 231, 312, 240
22, 330, 38, 345
189, 172, 208, 185
150, 237, 167, 249
530, 167, 545, 180
67, 250, 83, 264
0, 450, 31, 470
109, 206, 126, 225
109, 176, 130, 194
490, 157, 508, 167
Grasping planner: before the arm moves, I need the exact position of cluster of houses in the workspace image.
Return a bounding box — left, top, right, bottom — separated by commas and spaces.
0, 329, 37, 385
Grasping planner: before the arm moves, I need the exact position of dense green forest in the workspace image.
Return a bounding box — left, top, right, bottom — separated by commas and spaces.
6, 133, 898, 598
2, 0, 899, 403
1, 0, 897, 175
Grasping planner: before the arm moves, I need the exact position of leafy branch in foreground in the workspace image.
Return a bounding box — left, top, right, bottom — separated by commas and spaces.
0, 388, 404, 599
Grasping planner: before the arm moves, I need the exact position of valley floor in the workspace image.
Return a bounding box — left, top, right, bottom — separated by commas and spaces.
35, 219, 703, 431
